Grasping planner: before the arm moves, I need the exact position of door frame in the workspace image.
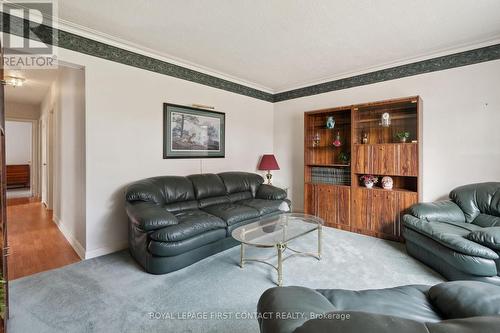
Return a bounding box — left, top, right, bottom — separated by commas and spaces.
4, 118, 40, 198
39, 110, 53, 208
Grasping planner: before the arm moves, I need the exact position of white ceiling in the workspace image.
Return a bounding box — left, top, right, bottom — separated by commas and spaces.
53, 1, 500, 92
4, 69, 58, 105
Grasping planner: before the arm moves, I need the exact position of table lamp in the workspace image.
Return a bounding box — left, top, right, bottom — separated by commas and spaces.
258, 154, 280, 184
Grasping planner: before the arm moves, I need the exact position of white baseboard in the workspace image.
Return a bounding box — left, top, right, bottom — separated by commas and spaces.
84, 242, 128, 259
52, 215, 86, 260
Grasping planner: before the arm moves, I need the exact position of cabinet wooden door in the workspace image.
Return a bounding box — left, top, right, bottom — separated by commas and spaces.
352, 188, 371, 232
304, 183, 316, 215
316, 185, 336, 225
369, 190, 398, 237
353, 144, 370, 174
335, 186, 351, 226
305, 184, 351, 228
397, 144, 418, 176
371, 145, 397, 175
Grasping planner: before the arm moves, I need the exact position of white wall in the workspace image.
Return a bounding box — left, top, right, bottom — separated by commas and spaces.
55, 47, 274, 258
274, 59, 500, 211
5, 121, 32, 165
52, 66, 87, 258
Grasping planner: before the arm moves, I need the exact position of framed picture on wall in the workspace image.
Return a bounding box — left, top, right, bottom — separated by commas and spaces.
163, 103, 225, 158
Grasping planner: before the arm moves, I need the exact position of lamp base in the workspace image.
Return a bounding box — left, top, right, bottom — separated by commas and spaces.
266, 171, 272, 185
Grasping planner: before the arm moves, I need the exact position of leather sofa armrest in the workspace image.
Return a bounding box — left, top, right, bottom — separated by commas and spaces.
126, 202, 178, 232
408, 201, 465, 223
256, 184, 287, 200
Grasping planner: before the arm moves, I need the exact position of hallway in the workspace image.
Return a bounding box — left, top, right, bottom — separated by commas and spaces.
7, 198, 81, 280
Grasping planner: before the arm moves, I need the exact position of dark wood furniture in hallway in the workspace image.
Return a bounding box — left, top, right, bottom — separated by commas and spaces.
7, 198, 80, 280
6, 165, 30, 189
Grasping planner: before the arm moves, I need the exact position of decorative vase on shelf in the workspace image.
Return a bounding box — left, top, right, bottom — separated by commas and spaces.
326, 116, 335, 129
333, 132, 342, 147
381, 176, 393, 190
360, 175, 378, 189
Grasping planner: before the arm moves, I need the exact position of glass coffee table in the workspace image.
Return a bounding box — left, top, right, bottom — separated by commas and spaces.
231, 213, 323, 286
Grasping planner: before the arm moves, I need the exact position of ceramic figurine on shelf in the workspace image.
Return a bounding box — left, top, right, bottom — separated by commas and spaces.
362, 132, 369, 144
312, 133, 321, 147
333, 132, 342, 147
326, 116, 335, 129
381, 176, 394, 190
360, 175, 378, 189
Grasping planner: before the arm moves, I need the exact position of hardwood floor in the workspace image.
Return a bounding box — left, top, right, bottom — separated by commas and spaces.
6, 198, 81, 280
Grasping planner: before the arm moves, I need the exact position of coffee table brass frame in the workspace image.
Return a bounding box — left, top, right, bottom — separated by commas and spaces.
232, 214, 323, 286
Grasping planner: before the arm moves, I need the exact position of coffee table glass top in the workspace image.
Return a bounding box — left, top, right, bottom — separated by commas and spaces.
231, 213, 323, 247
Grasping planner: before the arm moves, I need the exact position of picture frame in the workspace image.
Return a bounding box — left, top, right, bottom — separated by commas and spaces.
163, 103, 225, 159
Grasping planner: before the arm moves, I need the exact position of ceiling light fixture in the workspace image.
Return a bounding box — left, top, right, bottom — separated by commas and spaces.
1, 76, 26, 87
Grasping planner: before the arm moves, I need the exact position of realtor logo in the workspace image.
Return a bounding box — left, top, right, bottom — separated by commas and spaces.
1, 0, 58, 68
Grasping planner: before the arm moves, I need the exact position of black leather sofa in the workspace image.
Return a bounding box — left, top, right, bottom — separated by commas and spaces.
125, 172, 289, 274
403, 182, 500, 285
257, 281, 500, 333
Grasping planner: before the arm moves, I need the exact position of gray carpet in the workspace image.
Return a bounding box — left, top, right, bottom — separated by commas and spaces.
8, 227, 444, 333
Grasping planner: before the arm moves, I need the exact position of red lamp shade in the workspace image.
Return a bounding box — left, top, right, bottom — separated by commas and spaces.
258, 154, 280, 171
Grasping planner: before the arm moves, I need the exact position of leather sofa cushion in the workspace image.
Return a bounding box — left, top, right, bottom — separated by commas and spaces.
466, 227, 500, 250
126, 202, 178, 231
428, 281, 500, 319
164, 200, 198, 213
238, 198, 285, 215
126, 176, 195, 205
294, 312, 500, 333
219, 172, 263, 196
317, 285, 442, 323
148, 229, 226, 257
228, 191, 253, 202
199, 195, 230, 208
403, 216, 499, 260
408, 201, 465, 223
472, 213, 500, 227
188, 174, 227, 199
450, 182, 500, 222
149, 209, 225, 242
202, 203, 260, 226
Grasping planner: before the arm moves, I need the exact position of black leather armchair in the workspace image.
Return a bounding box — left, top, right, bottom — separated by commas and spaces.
257, 281, 500, 333
402, 182, 500, 285
126, 172, 290, 274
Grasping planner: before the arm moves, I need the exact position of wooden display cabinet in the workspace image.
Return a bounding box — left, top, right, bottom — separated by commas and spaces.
304, 96, 422, 241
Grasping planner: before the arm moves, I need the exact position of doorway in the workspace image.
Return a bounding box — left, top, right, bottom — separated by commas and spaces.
4, 65, 85, 280
5, 120, 33, 199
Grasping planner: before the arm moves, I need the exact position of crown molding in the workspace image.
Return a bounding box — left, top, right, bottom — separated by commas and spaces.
2, 2, 274, 93
55, 20, 275, 94
2, 9, 500, 103
274, 36, 500, 94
